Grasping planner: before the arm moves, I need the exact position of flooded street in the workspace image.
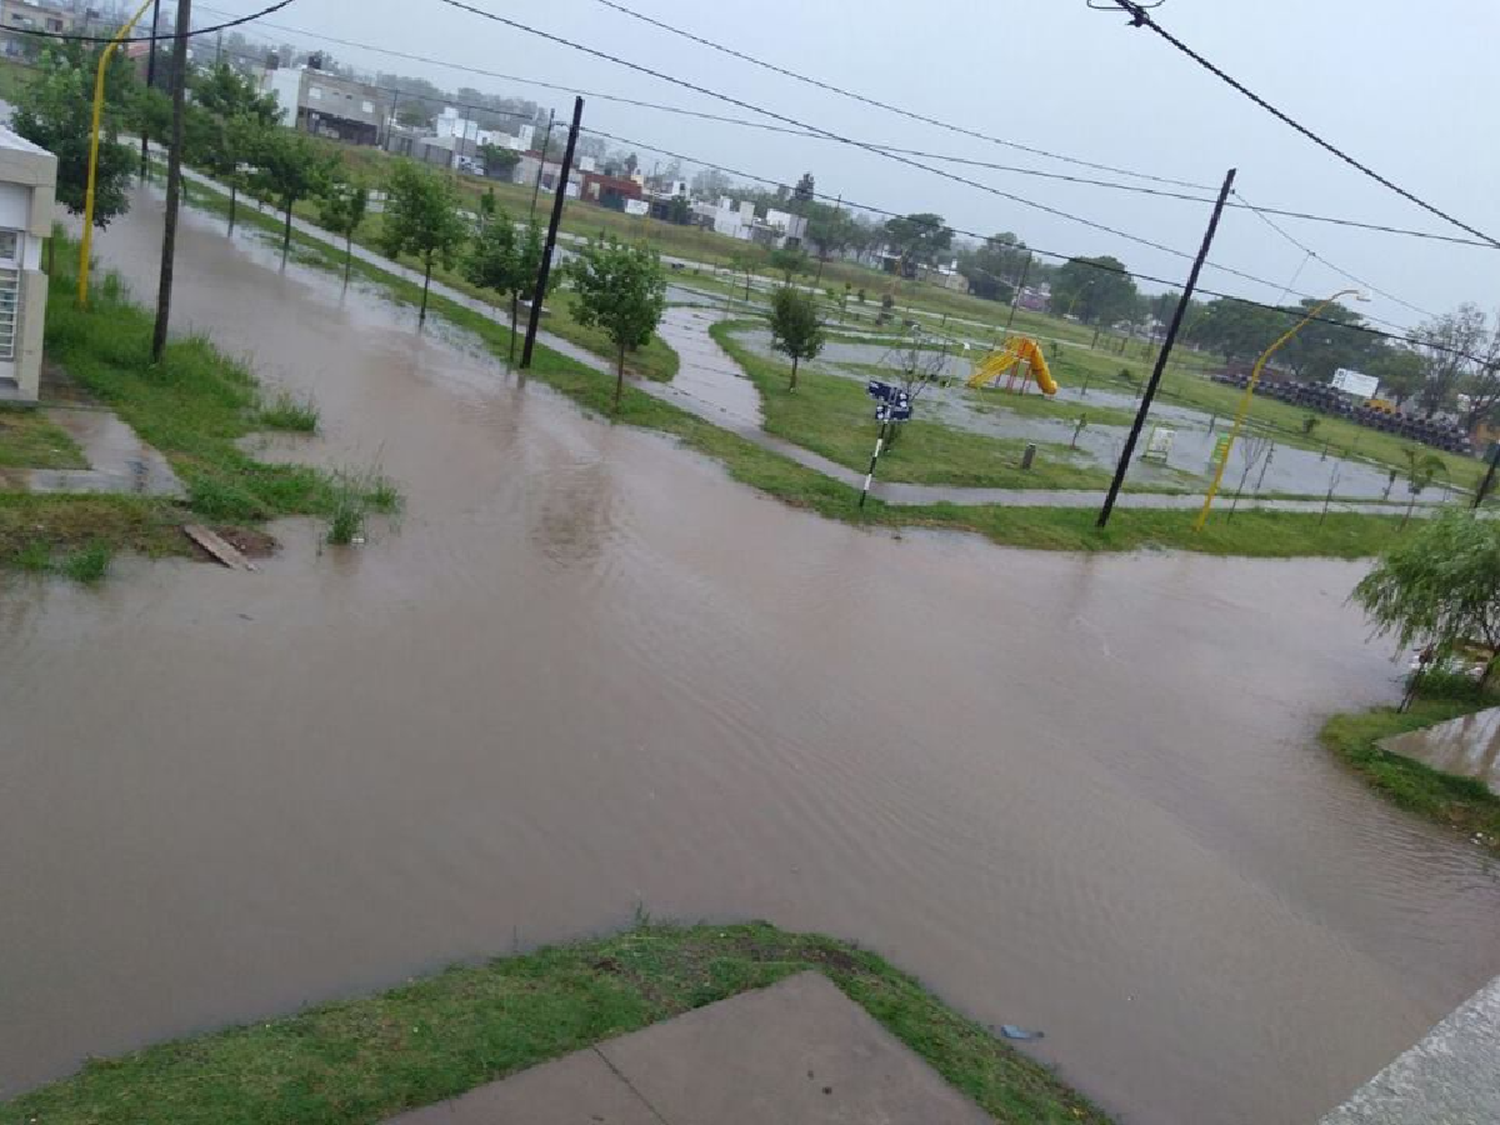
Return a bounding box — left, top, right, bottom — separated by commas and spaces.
3, 191, 1499, 1125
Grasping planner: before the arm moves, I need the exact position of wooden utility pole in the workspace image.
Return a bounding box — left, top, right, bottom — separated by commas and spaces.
521, 97, 581, 370
151, 0, 191, 362
138, 0, 161, 179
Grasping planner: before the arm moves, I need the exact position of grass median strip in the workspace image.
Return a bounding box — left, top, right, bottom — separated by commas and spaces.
1320, 675, 1500, 853
0, 405, 87, 470
0, 921, 1112, 1125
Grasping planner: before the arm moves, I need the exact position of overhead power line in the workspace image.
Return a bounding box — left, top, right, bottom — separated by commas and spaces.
576, 123, 1473, 357
15, 0, 298, 43
429, 0, 1350, 302
199, 5, 1492, 249
588, 0, 1211, 191
1105, 0, 1500, 249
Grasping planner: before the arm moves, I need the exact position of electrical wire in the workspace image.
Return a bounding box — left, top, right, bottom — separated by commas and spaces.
1105, 0, 1500, 249
1234, 189, 1437, 321
198, 5, 1494, 249
14, 0, 300, 44
588, 0, 1212, 191
574, 123, 1482, 358
429, 0, 1331, 299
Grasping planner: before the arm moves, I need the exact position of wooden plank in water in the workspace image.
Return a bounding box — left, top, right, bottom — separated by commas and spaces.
183, 524, 256, 571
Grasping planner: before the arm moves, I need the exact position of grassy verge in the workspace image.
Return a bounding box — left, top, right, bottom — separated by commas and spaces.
0, 921, 1111, 1125
1320, 676, 1500, 852
711, 322, 1116, 490
0, 405, 86, 469
173, 162, 1414, 559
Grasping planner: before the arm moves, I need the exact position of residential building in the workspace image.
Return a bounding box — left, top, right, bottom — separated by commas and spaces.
259, 62, 393, 147
513, 151, 581, 196
384, 127, 461, 169
433, 107, 535, 154
580, 172, 643, 211
705, 197, 807, 249
0, 0, 73, 59
0, 123, 55, 403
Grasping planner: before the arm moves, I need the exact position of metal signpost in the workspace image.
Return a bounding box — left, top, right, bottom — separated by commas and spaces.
860, 381, 912, 508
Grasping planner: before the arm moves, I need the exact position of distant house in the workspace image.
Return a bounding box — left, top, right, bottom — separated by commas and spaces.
581, 173, 643, 211
259, 60, 393, 147
705, 197, 806, 249
0, 0, 73, 59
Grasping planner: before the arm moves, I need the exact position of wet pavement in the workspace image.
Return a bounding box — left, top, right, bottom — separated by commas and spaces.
1380, 708, 1500, 796
10, 404, 184, 497
3, 186, 1499, 1125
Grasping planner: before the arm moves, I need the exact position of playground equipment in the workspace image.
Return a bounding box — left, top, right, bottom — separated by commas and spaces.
967, 336, 1058, 395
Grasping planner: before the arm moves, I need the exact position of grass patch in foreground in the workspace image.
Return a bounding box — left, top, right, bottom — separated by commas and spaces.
1320, 677, 1500, 852
0, 405, 87, 469
712, 323, 1115, 490
0, 922, 1111, 1125
256, 389, 320, 433
0, 492, 187, 577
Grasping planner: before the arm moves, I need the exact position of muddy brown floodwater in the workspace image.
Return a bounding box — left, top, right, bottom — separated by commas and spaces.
3, 190, 1498, 1125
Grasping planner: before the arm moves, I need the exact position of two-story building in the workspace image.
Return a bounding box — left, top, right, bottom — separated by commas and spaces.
260, 60, 393, 147
0, 0, 73, 59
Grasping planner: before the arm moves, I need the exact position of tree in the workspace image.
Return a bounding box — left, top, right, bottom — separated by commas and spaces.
380, 160, 469, 325
1185, 298, 1283, 363
319, 177, 368, 284
882, 212, 952, 276
12, 43, 137, 232
476, 186, 497, 228
396, 103, 434, 130
567, 237, 667, 412
1413, 305, 1488, 416
478, 142, 520, 181
186, 62, 279, 235
250, 128, 336, 258
465, 207, 543, 366
956, 232, 1027, 301
1277, 298, 1378, 382
665, 194, 691, 225
768, 245, 808, 282
792, 171, 815, 208
1050, 256, 1138, 327
623, 152, 639, 177
1367, 347, 1426, 406
1400, 447, 1447, 526
1148, 290, 1181, 329
802, 202, 858, 268
1353, 508, 1500, 682
768, 286, 824, 391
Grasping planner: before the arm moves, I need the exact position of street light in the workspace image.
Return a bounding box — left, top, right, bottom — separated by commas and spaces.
1193, 287, 1370, 530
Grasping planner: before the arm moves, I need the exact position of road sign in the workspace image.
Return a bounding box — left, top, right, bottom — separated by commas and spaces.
875, 403, 913, 423
866, 380, 897, 402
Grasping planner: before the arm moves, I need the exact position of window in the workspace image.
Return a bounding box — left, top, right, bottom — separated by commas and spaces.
308, 86, 323, 101
45, 18, 61, 31
0, 231, 19, 263
361, 100, 374, 114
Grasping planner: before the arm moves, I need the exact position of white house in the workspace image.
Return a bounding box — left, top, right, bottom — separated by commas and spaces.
0, 124, 55, 403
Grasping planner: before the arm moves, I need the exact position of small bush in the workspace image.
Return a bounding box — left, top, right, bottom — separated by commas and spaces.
187, 473, 271, 521
15, 540, 50, 572
258, 390, 320, 433
59, 541, 111, 583
325, 467, 404, 545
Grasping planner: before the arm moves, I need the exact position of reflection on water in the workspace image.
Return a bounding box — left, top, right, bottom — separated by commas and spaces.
2, 187, 1497, 1125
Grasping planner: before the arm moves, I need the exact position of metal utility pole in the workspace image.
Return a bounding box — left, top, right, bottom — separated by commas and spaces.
521, 97, 581, 370
1004, 251, 1032, 334
1097, 167, 1235, 528
151, 0, 191, 362
138, 0, 161, 179
529, 108, 554, 220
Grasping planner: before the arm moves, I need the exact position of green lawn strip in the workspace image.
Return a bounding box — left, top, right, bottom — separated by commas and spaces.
710, 323, 1114, 490
0, 922, 1111, 1125
0, 492, 187, 579
1320, 680, 1500, 853
0, 405, 87, 469
174, 164, 1412, 559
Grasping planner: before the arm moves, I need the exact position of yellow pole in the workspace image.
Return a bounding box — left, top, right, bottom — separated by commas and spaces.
78, 0, 155, 308
1194, 288, 1361, 531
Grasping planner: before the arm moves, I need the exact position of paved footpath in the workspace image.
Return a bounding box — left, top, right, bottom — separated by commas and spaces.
175, 166, 1446, 518
383, 973, 987, 1125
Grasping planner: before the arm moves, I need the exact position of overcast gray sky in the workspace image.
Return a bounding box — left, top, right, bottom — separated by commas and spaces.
215, 0, 1497, 332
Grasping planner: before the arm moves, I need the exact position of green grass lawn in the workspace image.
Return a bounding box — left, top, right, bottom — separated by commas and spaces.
1320, 674, 1500, 853
0, 405, 86, 469
172, 158, 1415, 560
713, 323, 1115, 490
0, 922, 1112, 1125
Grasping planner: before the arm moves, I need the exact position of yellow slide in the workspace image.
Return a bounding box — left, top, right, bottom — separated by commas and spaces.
966, 336, 1057, 395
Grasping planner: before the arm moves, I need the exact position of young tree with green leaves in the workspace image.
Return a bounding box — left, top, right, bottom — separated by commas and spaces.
768, 245, 809, 282
380, 160, 469, 325
1051, 256, 1139, 327
465, 207, 543, 365
13, 44, 137, 236
769, 286, 824, 391
567, 236, 667, 412
250, 129, 336, 259
319, 177, 369, 285
1354, 508, 1500, 684
476, 185, 498, 228
882, 212, 952, 277
185, 64, 280, 236
478, 143, 520, 181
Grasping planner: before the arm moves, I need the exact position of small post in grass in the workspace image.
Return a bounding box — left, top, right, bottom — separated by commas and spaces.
859, 421, 890, 510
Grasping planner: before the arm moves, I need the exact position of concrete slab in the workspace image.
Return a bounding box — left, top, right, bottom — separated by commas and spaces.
1378, 707, 1500, 797
600, 972, 990, 1125
16, 405, 184, 498
1320, 975, 1500, 1125
384, 1049, 661, 1125
379, 973, 989, 1125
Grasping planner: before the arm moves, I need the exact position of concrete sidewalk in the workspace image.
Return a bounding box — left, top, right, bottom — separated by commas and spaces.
383, 972, 989, 1125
